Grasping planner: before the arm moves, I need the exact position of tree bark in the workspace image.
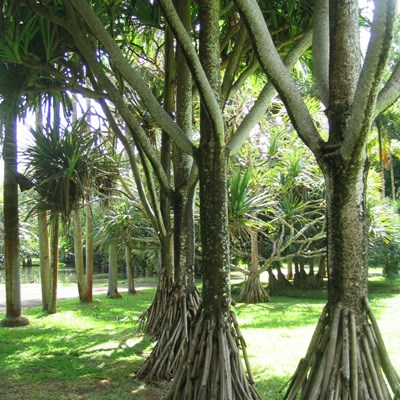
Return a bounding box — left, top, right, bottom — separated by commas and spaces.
85, 202, 94, 302
48, 213, 59, 314
38, 210, 51, 310
136, 4, 201, 381
323, 158, 369, 314
125, 244, 136, 294
1, 99, 29, 327
73, 207, 88, 302
107, 237, 121, 299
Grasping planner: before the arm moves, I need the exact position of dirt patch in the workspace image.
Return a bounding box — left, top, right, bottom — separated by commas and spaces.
0, 378, 165, 400
0, 379, 112, 400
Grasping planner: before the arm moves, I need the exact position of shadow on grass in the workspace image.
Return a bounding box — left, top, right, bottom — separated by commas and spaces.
0, 289, 158, 394
254, 374, 292, 400
234, 293, 326, 330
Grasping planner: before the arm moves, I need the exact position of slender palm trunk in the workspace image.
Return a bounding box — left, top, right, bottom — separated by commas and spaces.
73, 207, 88, 302
1, 100, 29, 327
48, 213, 59, 314
287, 258, 293, 280
85, 202, 94, 302
125, 244, 136, 294
107, 237, 121, 299
38, 210, 50, 310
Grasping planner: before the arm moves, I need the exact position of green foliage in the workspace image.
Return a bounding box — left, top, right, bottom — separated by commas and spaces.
367, 170, 400, 279
25, 115, 108, 221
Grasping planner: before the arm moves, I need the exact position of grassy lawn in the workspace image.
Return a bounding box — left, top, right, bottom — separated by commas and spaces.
0, 278, 399, 400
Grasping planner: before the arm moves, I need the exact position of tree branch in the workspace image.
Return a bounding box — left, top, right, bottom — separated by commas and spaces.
68, 0, 196, 156
341, 0, 397, 160
233, 0, 324, 156
63, 1, 171, 195
312, 0, 329, 107
221, 23, 248, 108
96, 97, 160, 233
375, 61, 400, 116
227, 29, 313, 154
157, 0, 225, 145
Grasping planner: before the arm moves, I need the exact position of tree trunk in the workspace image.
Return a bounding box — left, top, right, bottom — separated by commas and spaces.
73, 207, 88, 302
125, 244, 136, 294
287, 258, 293, 280
240, 271, 269, 303
166, 137, 258, 398
137, 7, 200, 381
137, 21, 176, 335
324, 161, 369, 312
240, 231, 269, 303
107, 237, 122, 299
48, 213, 59, 314
1, 100, 29, 327
166, 3, 258, 397
38, 210, 51, 311
376, 117, 387, 198
85, 202, 94, 303
138, 232, 174, 335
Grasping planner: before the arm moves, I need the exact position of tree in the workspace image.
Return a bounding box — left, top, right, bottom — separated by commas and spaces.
234, 0, 400, 397
0, 66, 29, 326
26, 113, 105, 310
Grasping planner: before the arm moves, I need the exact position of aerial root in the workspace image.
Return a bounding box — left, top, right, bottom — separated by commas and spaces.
165, 309, 260, 400
283, 299, 400, 400
138, 272, 174, 337
136, 286, 200, 382
240, 273, 270, 303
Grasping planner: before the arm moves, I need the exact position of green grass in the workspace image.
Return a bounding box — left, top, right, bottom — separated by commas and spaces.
1, 278, 400, 400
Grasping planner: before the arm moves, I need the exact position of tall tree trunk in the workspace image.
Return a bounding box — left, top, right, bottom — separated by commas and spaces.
85, 202, 94, 303
73, 207, 88, 302
38, 210, 50, 311
125, 244, 136, 294
285, 158, 400, 399
107, 237, 122, 299
287, 258, 293, 280
137, 22, 176, 336
137, 5, 200, 381
48, 213, 59, 314
166, 2, 258, 398
1, 100, 29, 327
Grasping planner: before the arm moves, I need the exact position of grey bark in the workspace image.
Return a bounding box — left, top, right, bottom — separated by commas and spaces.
73, 207, 88, 302
85, 202, 94, 302
38, 211, 50, 310
2, 98, 28, 326
107, 237, 121, 299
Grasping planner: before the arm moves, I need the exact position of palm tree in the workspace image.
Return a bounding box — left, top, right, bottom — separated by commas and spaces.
0, 64, 30, 326
26, 112, 105, 311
